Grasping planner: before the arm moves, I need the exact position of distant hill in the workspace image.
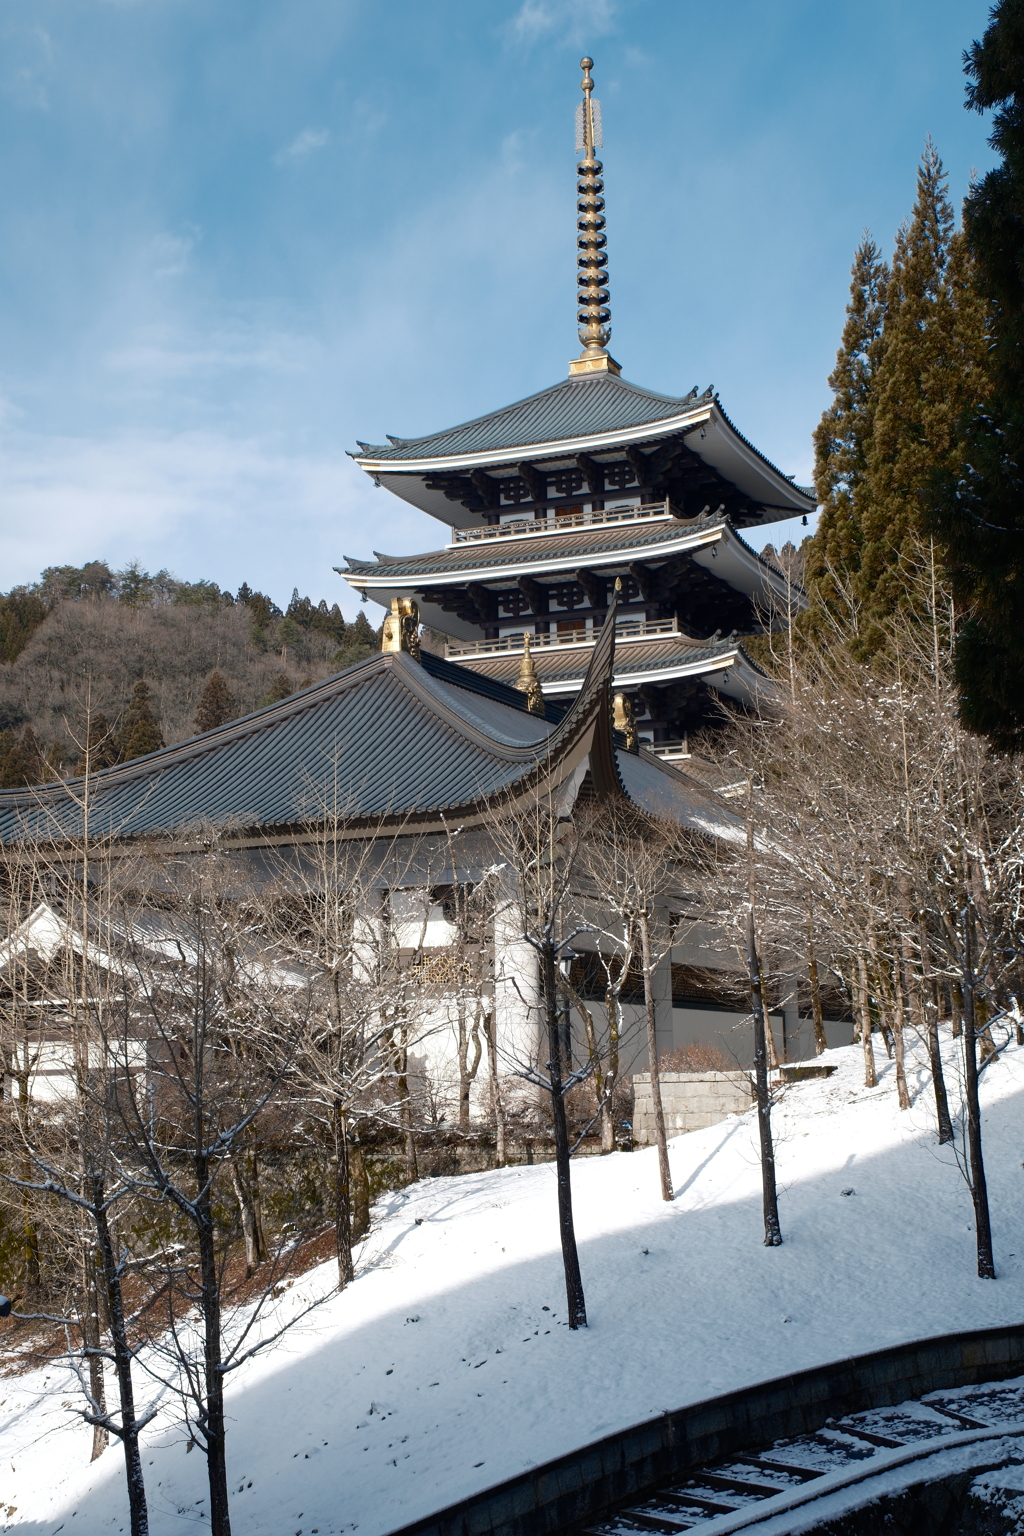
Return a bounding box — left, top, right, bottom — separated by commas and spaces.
0, 561, 381, 786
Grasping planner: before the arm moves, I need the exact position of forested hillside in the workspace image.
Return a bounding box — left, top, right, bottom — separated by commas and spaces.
0, 561, 380, 786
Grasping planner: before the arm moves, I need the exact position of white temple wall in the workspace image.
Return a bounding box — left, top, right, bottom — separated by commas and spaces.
492, 897, 541, 1080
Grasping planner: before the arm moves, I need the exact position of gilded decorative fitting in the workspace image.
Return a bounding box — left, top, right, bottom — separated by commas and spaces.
569, 57, 621, 378
613, 692, 639, 753
381, 597, 421, 660
515, 633, 546, 715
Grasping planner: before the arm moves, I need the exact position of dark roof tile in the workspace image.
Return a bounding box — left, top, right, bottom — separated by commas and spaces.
354, 375, 707, 462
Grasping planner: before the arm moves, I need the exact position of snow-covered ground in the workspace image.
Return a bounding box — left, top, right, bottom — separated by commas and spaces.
4, 1031, 1024, 1536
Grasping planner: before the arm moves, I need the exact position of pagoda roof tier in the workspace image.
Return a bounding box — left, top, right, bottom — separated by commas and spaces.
0, 605, 744, 851
340, 513, 803, 642
447, 627, 769, 711
351, 374, 816, 528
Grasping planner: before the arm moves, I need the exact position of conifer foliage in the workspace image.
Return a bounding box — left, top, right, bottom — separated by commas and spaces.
193, 672, 237, 735
927, 0, 1024, 752
119, 681, 164, 761
807, 144, 988, 653
75, 714, 120, 775
860, 143, 988, 647
808, 236, 888, 620
258, 672, 295, 708
0, 726, 48, 788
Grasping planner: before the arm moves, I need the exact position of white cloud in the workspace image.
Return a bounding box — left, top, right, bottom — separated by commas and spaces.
273, 127, 331, 165
506, 0, 616, 47
0, 424, 422, 612
149, 227, 200, 279
2, 27, 53, 111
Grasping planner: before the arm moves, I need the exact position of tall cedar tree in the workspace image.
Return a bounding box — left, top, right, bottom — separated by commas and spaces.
193, 672, 236, 734
0, 726, 48, 788
806, 236, 889, 625
0, 588, 48, 663
258, 672, 294, 707
857, 142, 988, 653
120, 681, 164, 761
75, 713, 121, 774
927, 0, 1024, 751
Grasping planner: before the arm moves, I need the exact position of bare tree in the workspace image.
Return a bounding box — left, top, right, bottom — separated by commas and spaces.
579, 804, 677, 1200
490, 793, 590, 1329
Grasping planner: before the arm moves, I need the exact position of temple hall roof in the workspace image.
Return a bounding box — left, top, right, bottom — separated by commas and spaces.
351, 375, 816, 527
0, 619, 744, 848
342, 513, 785, 584
449, 631, 768, 709
355, 375, 713, 463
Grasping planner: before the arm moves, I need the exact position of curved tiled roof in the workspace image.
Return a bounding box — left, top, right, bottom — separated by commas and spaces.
342, 515, 723, 580
355, 375, 709, 462
0, 656, 564, 846
340, 516, 797, 600
453, 634, 763, 691
0, 624, 745, 848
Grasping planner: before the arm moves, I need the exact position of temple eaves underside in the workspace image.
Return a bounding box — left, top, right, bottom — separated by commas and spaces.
340, 512, 802, 644
350, 375, 815, 530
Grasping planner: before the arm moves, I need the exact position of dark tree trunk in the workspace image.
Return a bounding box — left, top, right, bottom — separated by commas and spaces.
917, 921, 953, 1143
599, 986, 618, 1154
543, 940, 587, 1328
639, 912, 672, 1201
485, 1009, 507, 1167
19, 1141, 40, 1291
393, 1031, 418, 1181
195, 1155, 231, 1535
961, 910, 995, 1280
856, 954, 877, 1087
229, 1145, 265, 1279
93, 1186, 151, 1536
81, 1251, 109, 1461
350, 1139, 371, 1242
746, 910, 782, 1246
333, 1102, 354, 1288
891, 966, 911, 1111
806, 916, 828, 1056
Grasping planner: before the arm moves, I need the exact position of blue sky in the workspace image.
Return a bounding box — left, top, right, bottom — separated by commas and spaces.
0, 0, 999, 613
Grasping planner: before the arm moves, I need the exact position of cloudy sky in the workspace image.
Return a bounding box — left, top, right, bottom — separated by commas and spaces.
0, 0, 998, 613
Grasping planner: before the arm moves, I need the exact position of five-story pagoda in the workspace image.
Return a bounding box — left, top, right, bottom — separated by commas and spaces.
341, 60, 813, 750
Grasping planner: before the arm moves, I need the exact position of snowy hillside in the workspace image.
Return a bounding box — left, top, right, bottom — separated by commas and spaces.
5, 1032, 1024, 1536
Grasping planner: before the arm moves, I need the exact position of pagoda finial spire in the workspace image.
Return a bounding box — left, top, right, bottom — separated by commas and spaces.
569, 57, 620, 378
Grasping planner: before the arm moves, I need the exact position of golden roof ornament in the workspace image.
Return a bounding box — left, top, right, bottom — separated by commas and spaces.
569, 58, 621, 379
613, 692, 639, 753
381, 597, 421, 660
515, 633, 546, 715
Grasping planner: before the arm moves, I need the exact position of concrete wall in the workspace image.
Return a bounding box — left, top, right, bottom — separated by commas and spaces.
387, 1324, 1024, 1536
632, 1070, 753, 1142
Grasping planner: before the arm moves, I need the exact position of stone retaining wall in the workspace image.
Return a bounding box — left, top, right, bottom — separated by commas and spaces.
386, 1324, 1024, 1536
632, 1070, 753, 1142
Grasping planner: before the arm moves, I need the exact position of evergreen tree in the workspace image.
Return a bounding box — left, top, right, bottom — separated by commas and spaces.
927, 0, 1024, 751
258, 672, 294, 708
18, 726, 46, 782
120, 680, 164, 760
193, 672, 237, 734
0, 587, 49, 664
349, 611, 377, 647
806, 235, 889, 624
857, 141, 988, 652
75, 713, 121, 775
0, 726, 47, 788
331, 608, 381, 669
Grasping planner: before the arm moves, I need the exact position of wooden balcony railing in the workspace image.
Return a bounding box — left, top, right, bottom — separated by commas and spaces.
450, 499, 678, 544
